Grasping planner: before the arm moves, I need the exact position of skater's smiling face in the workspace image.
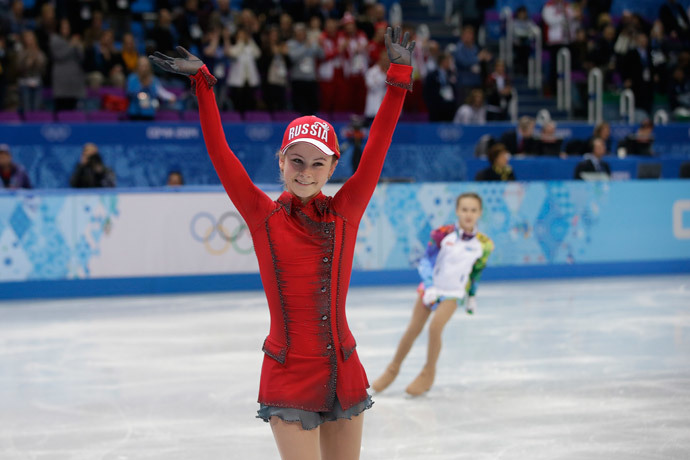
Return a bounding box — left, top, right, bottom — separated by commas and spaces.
279, 143, 338, 204
456, 196, 482, 233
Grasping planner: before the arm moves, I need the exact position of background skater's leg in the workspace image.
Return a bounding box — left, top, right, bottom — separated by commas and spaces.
371, 294, 431, 392
406, 298, 457, 396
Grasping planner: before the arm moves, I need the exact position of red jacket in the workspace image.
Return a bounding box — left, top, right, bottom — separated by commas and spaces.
192, 63, 411, 411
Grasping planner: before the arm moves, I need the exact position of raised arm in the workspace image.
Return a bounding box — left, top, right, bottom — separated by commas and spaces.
332, 27, 414, 222
150, 47, 273, 224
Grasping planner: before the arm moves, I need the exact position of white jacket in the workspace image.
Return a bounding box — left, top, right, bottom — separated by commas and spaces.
226, 39, 261, 87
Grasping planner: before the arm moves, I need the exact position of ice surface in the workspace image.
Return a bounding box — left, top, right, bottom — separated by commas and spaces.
1, 276, 689, 459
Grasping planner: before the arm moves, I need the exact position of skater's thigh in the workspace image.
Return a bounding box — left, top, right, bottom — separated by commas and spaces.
429, 299, 457, 334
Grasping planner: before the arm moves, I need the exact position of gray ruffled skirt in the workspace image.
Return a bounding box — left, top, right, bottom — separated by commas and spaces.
257, 395, 373, 430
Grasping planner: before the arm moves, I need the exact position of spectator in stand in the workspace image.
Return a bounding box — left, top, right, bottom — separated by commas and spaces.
126, 56, 176, 120
614, 11, 648, 57
307, 15, 322, 44
287, 22, 321, 115
6, 0, 28, 40
424, 39, 441, 75
225, 26, 261, 114
659, 0, 690, 44
216, 0, 238, 35
70, 143, 116, 188
17, 30, 47, 112
173, 0, 208, 52
454, 24, 492, 96
120, 32, 139, 74
591, 121, 611, 152
587, 0, 612, 31
570, 28, 591, 72
499, 116, 538, 155
542, 0, 580, 95
68, 0, 102, 36
591, 24, 618, 89
0, 144, 31, 189
107, 0, 131, 41
617, 118, 655, 156
259, 25, 288, 113
513, 6, 537, 76
34, 3, 56, 59
83, 10, 105, 48
338, 12, 369, 113
200, 25, 223, 80
424, 51, 457, 122
537, 120, 565, 157
668, 66, 690, 114
574, 138, 611, 179
237, 8, 261, 43
485, 58, 512, 121
318, 17, 344, 115
453, 88, 486, 124
649, 20, 670, 92
148, 8, 177, 57
343, 114, 368, 173
50, 18, 86, 112
199, 24, 230, 109
475, 143, 516, 181
620, 32, 656, 116
364, 49, 389, 124
367, 21, 387, 65
278, 12, 294, 41
404, 24, 430, 115
84, 29, 126, 89
166, 170, 184, 186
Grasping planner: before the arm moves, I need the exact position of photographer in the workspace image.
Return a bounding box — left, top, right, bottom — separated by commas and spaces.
70, 143, 117, 188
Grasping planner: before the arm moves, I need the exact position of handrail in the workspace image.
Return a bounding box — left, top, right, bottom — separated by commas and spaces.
654, 109, 669, 125
509, 87, 518, 123
389, 2, 403, 27
536, 108, 552, 125
588, 68, 603, 125
557, 47, 571, 114
499, 7, 514, 72
619, 89, 635, 124
528, 25, 542, 90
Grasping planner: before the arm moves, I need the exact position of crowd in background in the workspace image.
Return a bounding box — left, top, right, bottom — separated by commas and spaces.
1, 0, 690, 121
1, 0, 690, 189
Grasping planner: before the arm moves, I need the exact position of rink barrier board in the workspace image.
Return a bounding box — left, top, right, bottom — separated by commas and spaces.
1, 181, 689, 300
2, 260, 690, 300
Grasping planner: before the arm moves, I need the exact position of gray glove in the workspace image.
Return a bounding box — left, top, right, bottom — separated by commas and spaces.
385, 26, 415, 66
149, 46, 204, 76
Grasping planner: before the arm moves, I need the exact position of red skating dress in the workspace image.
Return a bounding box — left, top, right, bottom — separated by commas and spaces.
191, 63, 411, 411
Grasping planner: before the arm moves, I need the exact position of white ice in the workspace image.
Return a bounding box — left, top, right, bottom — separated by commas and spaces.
1, 276, 689, 460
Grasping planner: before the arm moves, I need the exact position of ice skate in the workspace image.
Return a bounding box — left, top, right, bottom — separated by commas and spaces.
371, 363, 400, 393
405, 367, 435, 396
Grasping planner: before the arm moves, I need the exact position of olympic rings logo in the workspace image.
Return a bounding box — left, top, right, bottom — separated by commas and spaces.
190, 212, 254, 255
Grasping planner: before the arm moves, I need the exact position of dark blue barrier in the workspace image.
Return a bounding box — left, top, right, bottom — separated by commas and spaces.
2, 122, 689, 187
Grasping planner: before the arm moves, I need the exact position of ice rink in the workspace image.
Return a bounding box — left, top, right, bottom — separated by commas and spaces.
1, 275, 689, 460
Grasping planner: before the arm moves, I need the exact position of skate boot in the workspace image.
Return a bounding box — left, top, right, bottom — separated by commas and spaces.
371, 363, 400, 393
405, 367, 435, 396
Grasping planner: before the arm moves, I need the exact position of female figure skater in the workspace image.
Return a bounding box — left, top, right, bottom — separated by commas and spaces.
150, 27, 414, 460
371, 192, 493, 396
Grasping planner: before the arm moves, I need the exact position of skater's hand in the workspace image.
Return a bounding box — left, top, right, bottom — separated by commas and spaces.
466, 296, 477, 315
385, 26, 415, 67
422, 286, 440, 307
149, 46, 204, 76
